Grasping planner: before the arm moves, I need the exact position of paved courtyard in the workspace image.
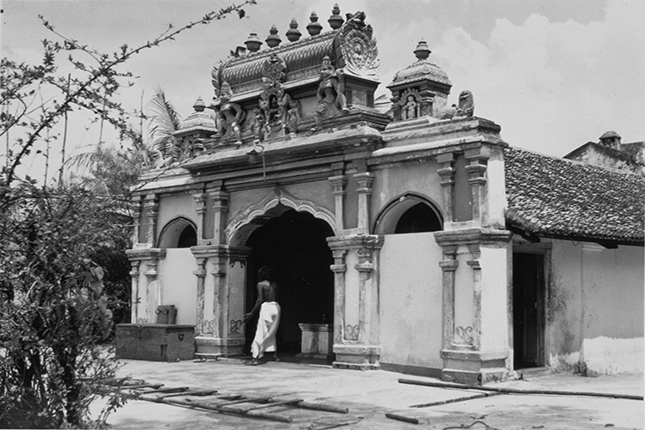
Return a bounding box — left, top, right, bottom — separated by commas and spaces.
93, 357, 643, 429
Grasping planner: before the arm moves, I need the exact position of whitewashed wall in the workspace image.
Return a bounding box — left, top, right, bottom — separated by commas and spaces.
379, 232, 444, 373
548, 241, 644, 374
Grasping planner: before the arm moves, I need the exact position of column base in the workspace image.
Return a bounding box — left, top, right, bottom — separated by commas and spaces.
195, 336, 244, 357
441, 349, 509, 385
332, 344, 380, 370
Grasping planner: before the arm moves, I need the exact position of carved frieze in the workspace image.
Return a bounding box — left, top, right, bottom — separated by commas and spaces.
337, 11, 379, 79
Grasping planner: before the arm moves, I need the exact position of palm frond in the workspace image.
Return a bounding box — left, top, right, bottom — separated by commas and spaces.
146, 89, 182, 154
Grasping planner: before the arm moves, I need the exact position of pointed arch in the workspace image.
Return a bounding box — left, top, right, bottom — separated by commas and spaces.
227, 187, 336, 246
158, 217, 198, 248
373, 192, 443, 235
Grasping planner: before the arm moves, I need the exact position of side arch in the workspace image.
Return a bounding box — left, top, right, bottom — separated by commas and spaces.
227, 188, 336, 246
373, 192, 443, 235
158, 216, 198, 248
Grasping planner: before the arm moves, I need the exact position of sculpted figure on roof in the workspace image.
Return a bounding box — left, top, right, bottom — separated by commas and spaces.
214, 82, 245, 145
455, 90, 474, 118
313, 56, 348, 130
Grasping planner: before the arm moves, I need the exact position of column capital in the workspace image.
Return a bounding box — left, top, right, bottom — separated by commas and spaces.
193, 192, 208, 216
208, 188, 230, 201
439, 259, 459, 272
328, 175, 347, 195
354, 172, 374, 194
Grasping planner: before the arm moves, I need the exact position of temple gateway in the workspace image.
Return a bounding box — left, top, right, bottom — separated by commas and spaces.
126, 6, 644, 384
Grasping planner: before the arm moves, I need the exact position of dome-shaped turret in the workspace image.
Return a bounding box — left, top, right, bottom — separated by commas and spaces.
176, 97, 216, 134
389, 40, 451, 88
388, 41, 452, 121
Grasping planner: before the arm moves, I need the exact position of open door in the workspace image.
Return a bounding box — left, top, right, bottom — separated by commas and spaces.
513, 252, 545, 369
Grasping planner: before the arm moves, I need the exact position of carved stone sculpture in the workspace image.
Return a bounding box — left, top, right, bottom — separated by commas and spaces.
336, 11, 379, 78
313, 56, 348, 130
437, 90, 474, 120
285, 99, 301, 136
214, 82, 245, 145
455, 90, 474, 118
250, 108, 266, 143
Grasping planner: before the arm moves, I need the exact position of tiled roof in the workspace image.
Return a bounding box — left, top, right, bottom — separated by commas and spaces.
504, 147, 645, 245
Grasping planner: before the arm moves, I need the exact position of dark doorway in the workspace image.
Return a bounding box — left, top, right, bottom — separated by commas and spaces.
513, 252, 545, 369
245, 209, 334, 355
394, 202, 442, 234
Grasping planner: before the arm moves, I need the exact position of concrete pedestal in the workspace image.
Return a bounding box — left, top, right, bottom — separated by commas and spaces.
297, 323, 333, 360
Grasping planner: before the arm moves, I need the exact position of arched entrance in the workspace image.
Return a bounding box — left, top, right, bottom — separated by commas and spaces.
244, 207, 335, 356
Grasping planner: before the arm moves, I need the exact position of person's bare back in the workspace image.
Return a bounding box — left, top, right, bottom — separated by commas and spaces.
258, 280, 276, 303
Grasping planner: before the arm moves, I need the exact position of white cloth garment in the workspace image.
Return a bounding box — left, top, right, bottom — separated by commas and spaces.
251, 301, 281, 359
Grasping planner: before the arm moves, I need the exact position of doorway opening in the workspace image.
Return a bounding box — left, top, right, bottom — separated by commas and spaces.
244, 208, 335, 357
513, 252, 546, 369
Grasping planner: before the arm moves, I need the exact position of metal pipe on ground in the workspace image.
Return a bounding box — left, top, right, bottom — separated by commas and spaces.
398, 378, 644, 401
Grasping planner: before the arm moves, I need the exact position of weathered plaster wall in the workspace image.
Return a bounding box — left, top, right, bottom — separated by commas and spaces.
379, 233, 443, 372
227, 188, 273, 228
548, 240, 644, 374
372, 161, 443, 222
158, 249, 197, 325
157, 193, 197, 242
478, 245, 511, 352
486, 148, 506, 228
283, 181, 334, 213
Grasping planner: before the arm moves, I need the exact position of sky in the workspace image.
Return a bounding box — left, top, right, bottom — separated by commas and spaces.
1, 0, 644, 183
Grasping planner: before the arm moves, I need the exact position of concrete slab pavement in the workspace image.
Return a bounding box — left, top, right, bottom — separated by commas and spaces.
96, 357, 643, 429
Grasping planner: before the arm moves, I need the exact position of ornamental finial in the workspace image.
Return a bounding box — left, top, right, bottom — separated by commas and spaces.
286, 18, 301, 42
414, 40, 431, 61
266, 25, 281, 48
328, 4, 344, 30
307, 12, 323, 36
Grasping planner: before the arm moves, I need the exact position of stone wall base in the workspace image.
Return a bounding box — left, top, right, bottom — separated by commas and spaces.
195, 336, 244, 356
441, 348, 509, 385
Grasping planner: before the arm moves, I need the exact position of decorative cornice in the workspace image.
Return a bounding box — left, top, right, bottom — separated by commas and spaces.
125, 248, 166, 261
434, 228, 512, 248
327, 234, 384, 250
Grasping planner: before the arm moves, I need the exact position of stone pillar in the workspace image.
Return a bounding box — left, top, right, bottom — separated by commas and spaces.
329, 175, 346, 231
209, 189, 229, 243
193, 255, 208, 334
192, 245, 250, 357
129, 260, 141, 323
437, 153, 456, 225
225, 247, 250, 356
193, 192, 207, 242
143, 194, 160, 247
328, 234, 383, 370
354, 172, 374, 234
435, 228, 512, 385
130, 195, 144, 246
438, 246, 459, 351
330, 248, 348, 345
125, 248, 166, 324
465, 148, 489, 225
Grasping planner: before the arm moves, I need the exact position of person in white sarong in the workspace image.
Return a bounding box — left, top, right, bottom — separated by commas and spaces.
243, 265, 280, 365
251, 301, 281, 361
